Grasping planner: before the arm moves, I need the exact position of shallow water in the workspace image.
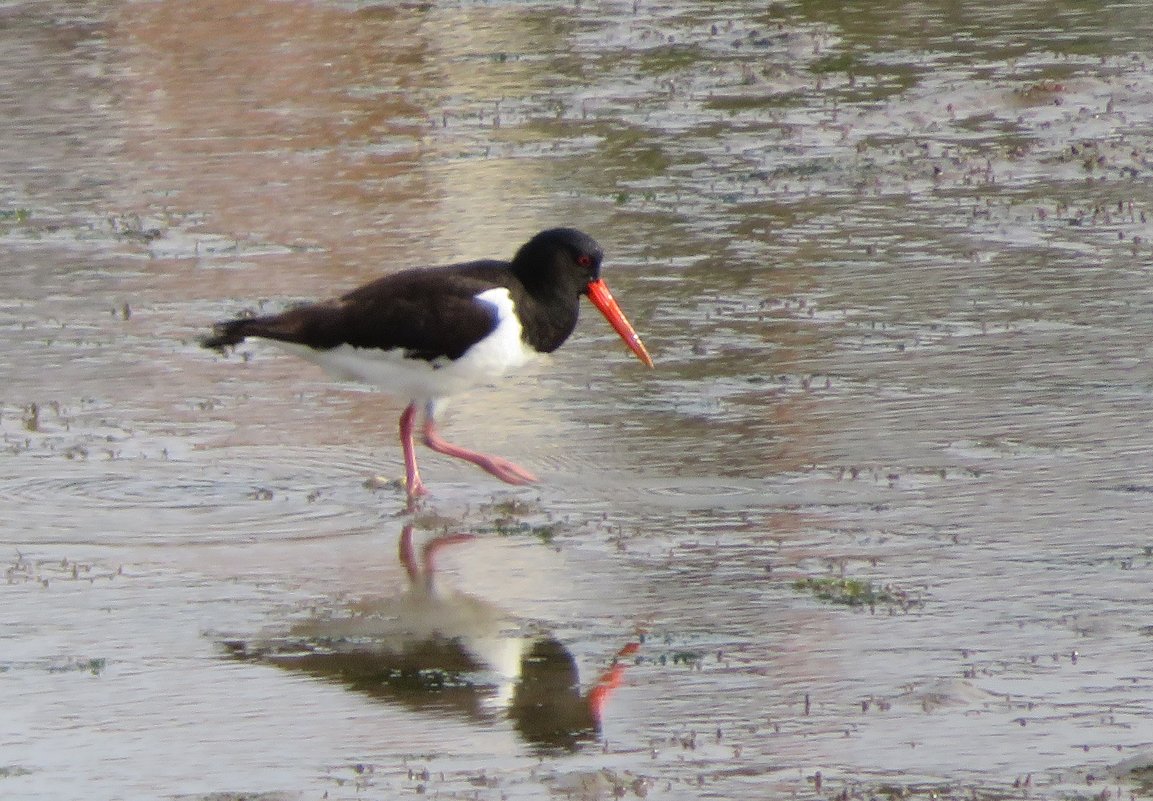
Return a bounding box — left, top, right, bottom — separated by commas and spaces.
3, 1, 1153, 799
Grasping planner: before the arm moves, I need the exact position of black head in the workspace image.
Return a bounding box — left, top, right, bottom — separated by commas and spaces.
510, 228, 604, 294
506, 227, 654, 366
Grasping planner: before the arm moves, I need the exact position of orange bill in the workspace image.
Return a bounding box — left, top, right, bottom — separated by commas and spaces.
585, 278, 654, 368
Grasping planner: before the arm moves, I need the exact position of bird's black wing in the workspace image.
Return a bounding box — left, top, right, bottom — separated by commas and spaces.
203, 261, 517, 362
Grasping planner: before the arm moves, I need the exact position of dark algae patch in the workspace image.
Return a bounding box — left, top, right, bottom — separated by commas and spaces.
793, 576, 923, 611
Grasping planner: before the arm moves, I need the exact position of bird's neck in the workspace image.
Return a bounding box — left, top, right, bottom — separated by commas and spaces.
515, 288, 580, 354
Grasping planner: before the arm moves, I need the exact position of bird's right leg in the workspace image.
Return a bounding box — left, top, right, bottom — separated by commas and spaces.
399, 402, 428, 503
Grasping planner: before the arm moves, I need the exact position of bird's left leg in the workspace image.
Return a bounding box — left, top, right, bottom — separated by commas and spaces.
420, 400, 538, 486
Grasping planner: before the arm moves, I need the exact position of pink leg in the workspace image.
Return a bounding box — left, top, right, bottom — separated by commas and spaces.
399, 403, 427, 502
422, 415, 538, 486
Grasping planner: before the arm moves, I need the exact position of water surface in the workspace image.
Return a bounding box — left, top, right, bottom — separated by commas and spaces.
3, 1, 1153, 798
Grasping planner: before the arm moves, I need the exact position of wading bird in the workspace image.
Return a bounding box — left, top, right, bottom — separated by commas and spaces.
203, 228, 653, 504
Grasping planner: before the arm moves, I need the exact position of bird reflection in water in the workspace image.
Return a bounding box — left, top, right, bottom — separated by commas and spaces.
223, 524, 637, 753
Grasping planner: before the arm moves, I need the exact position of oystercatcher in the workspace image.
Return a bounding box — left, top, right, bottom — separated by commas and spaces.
226, 523, 639, 751
203, 228, 653, 503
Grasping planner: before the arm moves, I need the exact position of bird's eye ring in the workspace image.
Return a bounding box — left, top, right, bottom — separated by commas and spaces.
577, 254, 593, 268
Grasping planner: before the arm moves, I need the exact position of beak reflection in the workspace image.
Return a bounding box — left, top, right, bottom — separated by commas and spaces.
222, 524, 638, 753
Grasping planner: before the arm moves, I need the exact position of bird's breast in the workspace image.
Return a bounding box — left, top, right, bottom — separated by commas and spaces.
457, 287, 537, 374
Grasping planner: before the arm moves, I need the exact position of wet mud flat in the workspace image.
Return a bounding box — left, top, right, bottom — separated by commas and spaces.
4, 0, 1153, 799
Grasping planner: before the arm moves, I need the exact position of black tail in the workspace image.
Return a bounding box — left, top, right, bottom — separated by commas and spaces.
202, 317, 256, 351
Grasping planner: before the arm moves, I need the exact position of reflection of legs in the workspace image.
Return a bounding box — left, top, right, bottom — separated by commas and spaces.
398, 523, 474, 589
398, 524, 419, 581
421, 532, 476, 578
421, 401, 538, 486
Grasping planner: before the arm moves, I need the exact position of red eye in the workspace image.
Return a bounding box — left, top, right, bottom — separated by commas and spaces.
577, 254, 593, 268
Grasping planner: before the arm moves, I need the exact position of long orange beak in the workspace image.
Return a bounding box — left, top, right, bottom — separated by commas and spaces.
586, 278, 654, 368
